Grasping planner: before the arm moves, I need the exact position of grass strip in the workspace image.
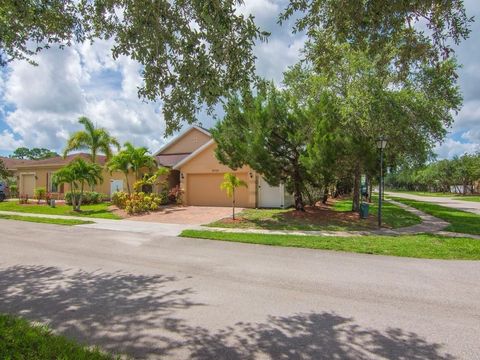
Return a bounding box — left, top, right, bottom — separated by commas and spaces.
0, 314, 118, 359
389, 197, 480, 235
0, 214, 93, 226
0, 201, 121, 219
181, 230, 480, 260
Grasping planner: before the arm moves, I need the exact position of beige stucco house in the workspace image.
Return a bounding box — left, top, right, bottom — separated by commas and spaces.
156, 126, 293, 208
2, 126, 293, 208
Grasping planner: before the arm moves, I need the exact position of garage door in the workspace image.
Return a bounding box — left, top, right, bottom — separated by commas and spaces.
21, 174, 35, 197
187, 173, 249, 207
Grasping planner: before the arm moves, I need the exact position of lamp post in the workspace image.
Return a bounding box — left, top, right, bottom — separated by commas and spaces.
377, 137, 387, 227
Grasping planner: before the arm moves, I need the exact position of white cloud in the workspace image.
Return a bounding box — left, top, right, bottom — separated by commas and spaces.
435, 138, 479, 160
0, 130, 23, 151
0, 39, 166, 154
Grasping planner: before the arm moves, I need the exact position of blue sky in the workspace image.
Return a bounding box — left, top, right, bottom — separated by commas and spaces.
1, 0, 479, 158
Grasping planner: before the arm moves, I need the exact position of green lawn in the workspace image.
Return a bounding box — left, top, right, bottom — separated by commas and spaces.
181, 230, 480, 260
206, 198, 420, 231
0, 201, 120, 219
0, 314, 117, 359
0, 214, 94, 226
455, 196, 480, 203
386, 190, 456, 197
333, 197, 421, 228
389, 197, 480, 235
387, 190, 480, 202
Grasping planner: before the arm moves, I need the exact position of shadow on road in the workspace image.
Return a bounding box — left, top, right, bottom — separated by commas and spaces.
0, 265, 454, 359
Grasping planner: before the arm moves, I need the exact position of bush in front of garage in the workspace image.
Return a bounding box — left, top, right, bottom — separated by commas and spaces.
65, 191, 106, 205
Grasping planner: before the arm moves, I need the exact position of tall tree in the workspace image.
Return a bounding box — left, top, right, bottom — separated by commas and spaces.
0, 158, 12, 179
1, 0, 267, 134
280, 0, 472, 79
64, 116, 120, 162
213, 83, 313, 211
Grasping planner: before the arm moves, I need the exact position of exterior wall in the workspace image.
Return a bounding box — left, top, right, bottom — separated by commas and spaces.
13, 166, 138, 198
179, 142, 256, 207
161, 128, 211, 155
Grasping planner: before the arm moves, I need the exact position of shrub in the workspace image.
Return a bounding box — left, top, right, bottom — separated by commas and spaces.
34, 187, 46, 204
65, 191, 105, 205
112, 191, 165, 215
112, 191, 129, 208
9, 183, 18, 198
168, 185, 183, 204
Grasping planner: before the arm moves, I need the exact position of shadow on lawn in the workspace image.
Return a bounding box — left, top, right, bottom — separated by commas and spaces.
0, 265, 454, 359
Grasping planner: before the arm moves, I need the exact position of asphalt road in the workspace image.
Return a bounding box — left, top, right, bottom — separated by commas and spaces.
386, 191, 480, 215
1, 220, 479, 359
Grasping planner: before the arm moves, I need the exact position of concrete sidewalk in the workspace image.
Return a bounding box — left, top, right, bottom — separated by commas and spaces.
0, 210, 198, 236
386, 191, 480, 215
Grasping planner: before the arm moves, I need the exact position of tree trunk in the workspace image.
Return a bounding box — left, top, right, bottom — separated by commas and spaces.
70, 182, 76, 210
232, 188, 236, 220
322, 187, 328, 205
125, 173, 131, 194
352, 165, 361, 212
77, 182, 84, 211
368, 178, 373, 203
293, 181, 304, 211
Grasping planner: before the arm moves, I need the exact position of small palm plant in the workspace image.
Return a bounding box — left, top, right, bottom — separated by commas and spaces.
123, 142, 157, 181
53, 158, 103, 211
220, 173, 247, 220
107, 151, 132, 194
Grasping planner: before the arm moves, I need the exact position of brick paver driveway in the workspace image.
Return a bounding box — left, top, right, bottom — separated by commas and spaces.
126, 205, 240, 225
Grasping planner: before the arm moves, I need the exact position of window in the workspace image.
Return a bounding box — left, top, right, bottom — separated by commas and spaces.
48, 172, 58, 192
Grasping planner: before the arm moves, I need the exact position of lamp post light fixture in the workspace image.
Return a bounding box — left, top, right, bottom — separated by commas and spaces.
376, 137, 387, 227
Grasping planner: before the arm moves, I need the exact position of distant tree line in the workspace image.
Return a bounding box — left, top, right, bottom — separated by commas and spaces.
10, 147, 59, 160
385, 153, 480, 194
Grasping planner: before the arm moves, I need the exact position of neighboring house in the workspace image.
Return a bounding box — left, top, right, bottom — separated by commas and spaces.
0, 154, 136, 199
2, 126, 293, 207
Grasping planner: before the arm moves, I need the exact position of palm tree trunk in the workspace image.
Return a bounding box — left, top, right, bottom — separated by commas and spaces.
76, 182, 84, 211
70, 182, 76, 210
232, 188, 235, 220
125, 173, 131, 194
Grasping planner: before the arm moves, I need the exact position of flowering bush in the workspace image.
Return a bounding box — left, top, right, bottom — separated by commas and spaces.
112, 191, 164, 215
168, 185, 183, 204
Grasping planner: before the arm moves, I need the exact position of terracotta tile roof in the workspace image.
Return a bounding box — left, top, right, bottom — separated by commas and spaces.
156, 153, 190, 167
0, 153, 107, 169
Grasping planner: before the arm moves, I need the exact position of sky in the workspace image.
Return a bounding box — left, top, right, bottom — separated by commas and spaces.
0, 0, 479, 158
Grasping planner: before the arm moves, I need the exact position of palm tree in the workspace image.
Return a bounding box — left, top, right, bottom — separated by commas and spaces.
123, 142, 157, 181
107, 151, 132, 194
53, 158, 103, 211
64, 116, 120, 163
220, 173, 247, 220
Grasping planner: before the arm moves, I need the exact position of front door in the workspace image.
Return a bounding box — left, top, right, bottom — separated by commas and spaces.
110, 180, 124, 195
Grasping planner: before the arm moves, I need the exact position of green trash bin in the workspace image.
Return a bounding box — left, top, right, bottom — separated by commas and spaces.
360, 203, 369, 219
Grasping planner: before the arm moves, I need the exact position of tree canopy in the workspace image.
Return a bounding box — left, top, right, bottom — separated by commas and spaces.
10, 147, 59, 160
1, 0, 268, 134
64, 116, 120, 162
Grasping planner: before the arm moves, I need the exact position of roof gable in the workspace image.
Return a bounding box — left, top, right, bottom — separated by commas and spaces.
154, 126, 211, 156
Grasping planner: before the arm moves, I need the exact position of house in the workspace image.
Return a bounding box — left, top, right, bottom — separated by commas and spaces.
155, 126, 293, 208
1, 153, 136, 198
2, 126, 293, 208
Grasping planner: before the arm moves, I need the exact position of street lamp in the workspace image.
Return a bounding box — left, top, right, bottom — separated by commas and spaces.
377, 137, 387, 227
